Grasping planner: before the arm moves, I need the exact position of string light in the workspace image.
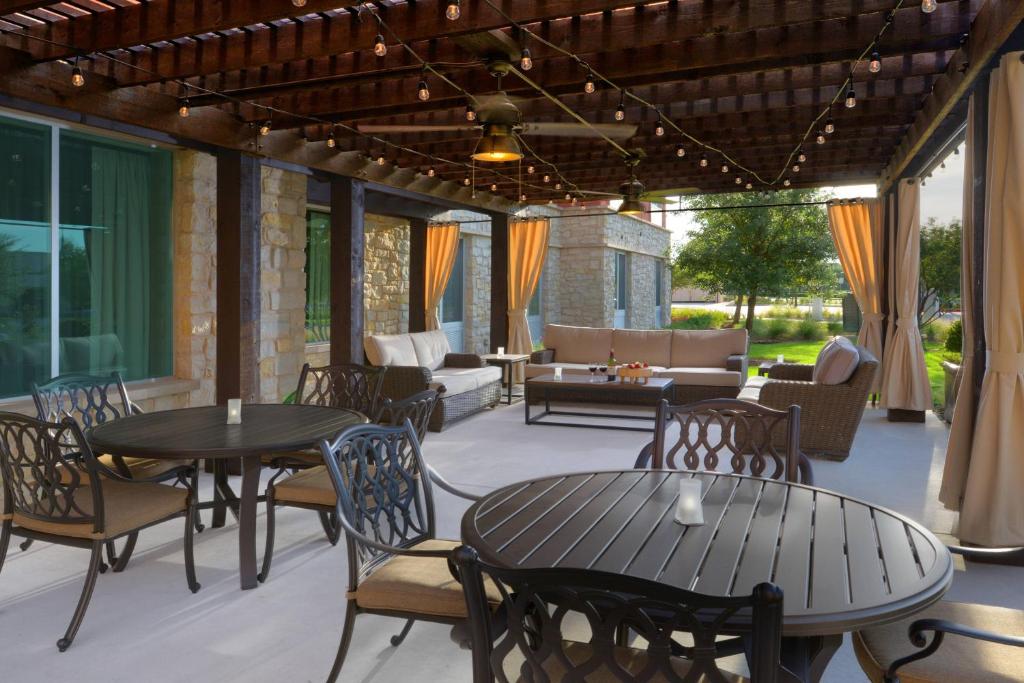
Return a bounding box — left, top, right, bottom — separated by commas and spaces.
824, 118, 835, 135
699, 152, 709, 168
745, 181, 753, 190
615, 90, 626, 121
376, 152, 386, 165
792, 163, 801, 173
543, 174, 551, 183
259, 119, 272, 136
565, 192, 572, 201
490, 182, 498, 191
463, 175, 471, 186
735, 176, 742, 185
675, 143, 686, 158
797, 148, 807, 163
526, 164, 535, 174
721, 163, 729, 173
921, 0, 937, 13
520, 192, 527, 202
417, 78, 430, 101
783, 178, 792, 187
584, 73, 596, 94
71, 58, 85, 87
326, 129, 337, 148
520, 48, 533, 71
291, 0, 307, 6
445, 1, 461, 21
427, 166, 436, 177
554, 181, 562, 190
845, 82, 857, 109
654, 118, 665, 137
869, 51, 882, 73
571, 196, 578, 205
178, 99, 190, 118
466, 103, 476, 121
373, 34, 387, 57
815, 130, 826, 145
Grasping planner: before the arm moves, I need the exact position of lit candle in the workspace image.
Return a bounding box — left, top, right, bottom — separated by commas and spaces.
227, 399, 242, 425
497, 346, 505, 357
553, 367, 563, 381
674, 478, 704, 526
776, 354, 785, 363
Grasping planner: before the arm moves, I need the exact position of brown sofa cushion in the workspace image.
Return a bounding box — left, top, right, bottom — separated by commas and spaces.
670, 329, 748, 367
812, 337, 859, 385
355, 538, 502, 618
12, 478, 187, 540
612, 329, 672, 367
853, 601, 1024, 683
542, 324, 613, 364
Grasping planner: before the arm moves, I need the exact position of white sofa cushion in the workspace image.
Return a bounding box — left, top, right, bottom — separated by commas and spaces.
409, 330, 451, 371
611, 329, 672, 368
669, 329, 748, 368
524, 362, 601, 379
542, 324, 613, 364
812, 336, 859, 385
654, 367, 744, 388
431, 366, 502, 397
364, 334, 418, 367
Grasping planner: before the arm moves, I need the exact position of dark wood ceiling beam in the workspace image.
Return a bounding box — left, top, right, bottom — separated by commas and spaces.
0, 1, 58, 14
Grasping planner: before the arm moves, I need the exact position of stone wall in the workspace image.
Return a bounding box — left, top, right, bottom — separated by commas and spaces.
258, 166, 308, 402
364, 214, 411, 336
462, 222, 492, 355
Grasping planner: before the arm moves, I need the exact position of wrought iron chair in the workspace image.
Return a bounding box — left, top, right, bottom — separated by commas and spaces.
453, 544, 785, 682
258, 390, 439, 583
319, 421, 484, 683
853, 545, 1024, 683
0, 411, 200, 651
635, 398, 813, 485
31, 372, 202, 566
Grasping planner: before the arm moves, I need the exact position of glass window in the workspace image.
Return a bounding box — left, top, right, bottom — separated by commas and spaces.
440, 239, 464, 323
615, 252, 627, 310
528, 274, 542, 317
0, 117, 51, 398
655, 262, 663, 306
306, 210, 331, 342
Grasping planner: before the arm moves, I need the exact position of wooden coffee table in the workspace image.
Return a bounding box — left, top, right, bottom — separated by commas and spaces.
524, 373, 673, 432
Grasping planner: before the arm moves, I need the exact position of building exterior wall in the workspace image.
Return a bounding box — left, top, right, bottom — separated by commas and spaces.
364, 214, 411, 336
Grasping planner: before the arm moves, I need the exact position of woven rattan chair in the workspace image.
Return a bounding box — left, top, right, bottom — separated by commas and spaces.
0, 411, 200, 651
453, 544, 785, 682
853, 545, 1024, 683
258, 390, 439, 583
31, 372, 201, 566
320, 421, 484, 683
636, 398, 813, 485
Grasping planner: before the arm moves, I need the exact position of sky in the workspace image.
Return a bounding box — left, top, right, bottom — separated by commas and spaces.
663, 144, 965, 246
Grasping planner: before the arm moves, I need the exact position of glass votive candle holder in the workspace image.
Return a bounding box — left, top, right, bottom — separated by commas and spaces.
497, 346, 505, 357
227, 398, 242, 425
553, 367, 563, 381
674, 478, 704, 526
776, 354, 785, 363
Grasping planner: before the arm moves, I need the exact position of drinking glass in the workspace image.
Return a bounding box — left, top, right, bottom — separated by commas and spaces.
588, 361, 598, 381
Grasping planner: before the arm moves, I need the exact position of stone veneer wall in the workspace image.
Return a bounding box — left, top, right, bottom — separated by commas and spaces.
364, 214, 410, 336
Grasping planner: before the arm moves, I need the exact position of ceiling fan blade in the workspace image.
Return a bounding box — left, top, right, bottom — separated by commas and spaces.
356, 124, 477, 134
576, 190, 620, 197
520, 122, 637, 140
640, 187, 700, 200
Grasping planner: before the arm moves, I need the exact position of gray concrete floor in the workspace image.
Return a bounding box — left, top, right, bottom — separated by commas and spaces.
1, 403, 1020, 682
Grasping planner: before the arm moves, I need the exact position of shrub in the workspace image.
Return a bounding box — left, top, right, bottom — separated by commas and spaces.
826, 321, 844, 334
822, 309, 842, 322
796, 318, 826, 341
763, 305, 804, 320
945, 319, 963, 353
670, 307, 730, 330
765, 318, 793, 340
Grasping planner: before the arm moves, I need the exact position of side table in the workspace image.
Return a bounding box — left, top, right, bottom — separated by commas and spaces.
480, 353, 531, 405
758, 361, 781, 377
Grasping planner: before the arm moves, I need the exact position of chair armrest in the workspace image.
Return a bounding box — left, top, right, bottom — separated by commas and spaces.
427, 465, 480, 501
634, 441, 655, 469
380, 366, 433, 400
886, 616, 1024, 681
726, 354, 748, 376
767, 363, 814, 381
444, 353, 485, 368
948, 545, 1024, 562
530, 348, 554, 364
758, 378, 856, 411
89, 458, 196, 486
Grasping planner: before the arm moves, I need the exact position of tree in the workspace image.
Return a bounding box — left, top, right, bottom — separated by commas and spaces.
919, 217, 961, 326
673, 189, 836, 331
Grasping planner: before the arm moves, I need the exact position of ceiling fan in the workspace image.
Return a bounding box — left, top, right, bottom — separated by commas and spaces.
573, 153, 700, 212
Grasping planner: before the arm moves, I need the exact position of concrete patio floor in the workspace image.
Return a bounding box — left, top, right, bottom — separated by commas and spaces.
1, 402, 1020, 682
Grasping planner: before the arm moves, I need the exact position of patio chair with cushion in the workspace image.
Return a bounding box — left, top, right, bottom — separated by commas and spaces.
739, 338, 879, 460
635, 398, 813, 485
320, 421, 489, 683
853, 545, 1024, 683
258, 390, 438, 583
453, 543, 786, 682
0, 412, 200, 651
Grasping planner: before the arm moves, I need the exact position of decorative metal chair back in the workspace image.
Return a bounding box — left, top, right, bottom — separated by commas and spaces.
295, 363, 387, 421
0, 411, 103, 535
320, 422, 435, 579
642, 399, 810, 484
454, 545, 784, 683
32, 372, 136, 429
379, 389, 439, 444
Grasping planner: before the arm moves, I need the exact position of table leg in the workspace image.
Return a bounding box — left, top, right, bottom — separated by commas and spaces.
211, 459, 241, 528
238, 456, 262, 590
777, 634, 843, 682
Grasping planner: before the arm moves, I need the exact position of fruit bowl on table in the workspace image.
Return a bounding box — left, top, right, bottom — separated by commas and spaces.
617, 363, 653, 384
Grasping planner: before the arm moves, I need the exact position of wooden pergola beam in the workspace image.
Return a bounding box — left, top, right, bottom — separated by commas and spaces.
880, 0, 1024, 187
0, 1, 55, 14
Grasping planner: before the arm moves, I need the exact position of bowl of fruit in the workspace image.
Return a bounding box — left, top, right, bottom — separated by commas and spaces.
617, 361, 653, 384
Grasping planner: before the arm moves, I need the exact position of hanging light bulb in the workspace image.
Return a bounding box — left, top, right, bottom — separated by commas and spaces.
565, 192, 572, 201
615, 90, 626, 121
417, 79, 430, 101
466, 103, 476, 121
490, 182, 498, 192
735, 176, 742, 185
427, 166, 436, 177
721, 163, 729, 173
792, 163, 801, 173
675, 143, 686, 158
463, 175, 471, 186
178, 99, 190, 118
373, 34, 387, 57
376, 153, 386, 166
445, 1, 461, 21
797, 148, 807, 163
584, 73, 596, 94
654, 118, 665, 137
783, 178, 791, 187
520, 48, 533, 71
745, 181, 753, 190
815, 130, 826, 145
921, 0, 937, 13
543, 174, 551, 183
526, 164, 535, 174
259, 120, 272, 136
845, 85, 857, 109
291, 0, 307, 6
326, 130, 337, 149
71, 60, 85, 87
869, 51, 882, 73
699, 152, 709, 168
824, 117, 835, 135
555, 181, 562, 190
571, 196, 578, 205
520, 193, 527, 202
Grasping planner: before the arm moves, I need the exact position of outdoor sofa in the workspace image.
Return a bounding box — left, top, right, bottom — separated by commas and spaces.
527, 324, 749, 403
364, 330, 501, 432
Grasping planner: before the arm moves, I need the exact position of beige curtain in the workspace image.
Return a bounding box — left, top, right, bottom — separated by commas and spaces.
955, 53, 1024, 546
507, 218, 550, 380
827, 199, 885, 391
879, 180, 933, 411
424, 222, 460, 331
939, 97, 977, 511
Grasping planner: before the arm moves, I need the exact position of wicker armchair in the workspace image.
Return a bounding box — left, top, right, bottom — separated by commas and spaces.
742, 345, 879, 461
0, 412, 200, 651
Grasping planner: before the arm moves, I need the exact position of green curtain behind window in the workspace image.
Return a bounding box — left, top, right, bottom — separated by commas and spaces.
306, 210, 331, 342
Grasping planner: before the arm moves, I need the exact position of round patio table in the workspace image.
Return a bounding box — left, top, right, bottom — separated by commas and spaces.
461, 469, 953, 682
88, 404, 366, 590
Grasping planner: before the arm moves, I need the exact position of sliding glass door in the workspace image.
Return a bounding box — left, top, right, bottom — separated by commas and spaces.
613, 251, 628, 328
439, 238, 465, 352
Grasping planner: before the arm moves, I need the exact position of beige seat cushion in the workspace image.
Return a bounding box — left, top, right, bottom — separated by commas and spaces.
12, 478, 187, 540
853, 601, 1024, 683
409, 330, 451, 371
524, 362, 599, 379
261, 449, 323, 468
503, 639, 746, 683
355, 539, 502, 618
670, 329, 748, 368
812, 337, 859, 385
655, 367, 744, 388
431, 366, 502, 397
364, 334, 419, 367
542, 324, 613, 364
273, 465, 336, 507
612, 329, 673, 368
99, 455, 190, 479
